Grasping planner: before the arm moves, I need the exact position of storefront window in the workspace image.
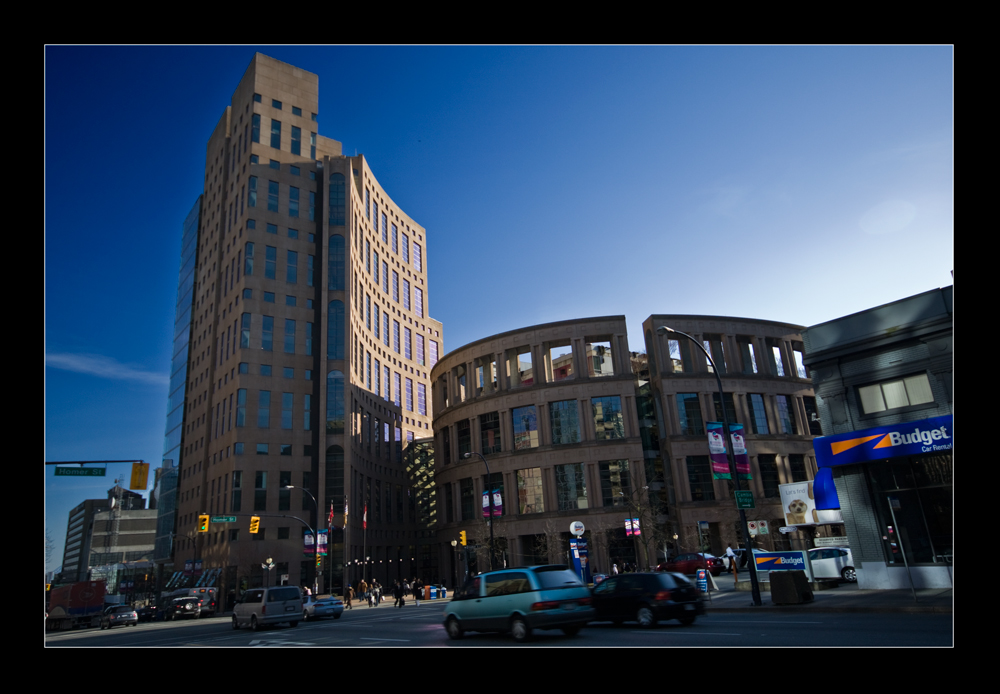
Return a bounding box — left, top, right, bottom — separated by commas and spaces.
867, 454, 952, 565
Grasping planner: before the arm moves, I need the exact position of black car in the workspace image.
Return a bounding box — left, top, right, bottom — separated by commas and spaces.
591, 572, 704, 627
165, 596, 203, 620
136, 605, 158, 622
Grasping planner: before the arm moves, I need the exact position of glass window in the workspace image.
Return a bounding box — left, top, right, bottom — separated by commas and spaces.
676, 393, 704, 435
283, 367, 294, 378
263, 292, 275, 303
687, 455, 714, 501
555, 463, 588, 510
401, 232, 409, 263
272, 99, 282, 109
406, 377, 413, 411
599, 460, 630, 507
480, 412, 501, 454
417, 383, 427, 415
592, 396, 624, 440
415, 288, 424, 318
413, 243, 422, 272
516, 468, 544, 514
240, 314, 251, 349
284, 319, 295, 354
248, 176, 257, 207
803, 396, 822, 435
269, 159, 280, 170
258, 391, 271, 428
667, 338, 692, 373
549, 342, 574, 381
270, 119, 281, 149
757, 454, 780, 498
262, 316, 273, 351
457, 420, 471, 457
268, 181, 279, 212
328, 173, 345, 226
512, 405, 539, 450
236, 389, 246, 427
251, 113, 260, 142
290, 165, 300, 176
549, 400, 580, 445
326, 371, 344, 434
776, 395, 798, 434
737, 337, 758, 374
404, 327, 412, 360
291, 126, 301, 155
748, 394, 770, 435
282, 393, 293, 429
403, 279, 410, 310
266, 223, 278, 235
460, 478, 476, 521
260, 364, 272, 376
712, 392, 738, 427
254, 470, 267, 511
858, 374, 935, 414
285, 295, 296, 306
286, 250, 297, 284
289, 186, 299, 218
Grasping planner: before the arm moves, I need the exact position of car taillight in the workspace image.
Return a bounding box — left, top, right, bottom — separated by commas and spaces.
578, 597, 592, 606
654, 590, 672, 603
531, 601, 559, 611
261, 604, 266, 614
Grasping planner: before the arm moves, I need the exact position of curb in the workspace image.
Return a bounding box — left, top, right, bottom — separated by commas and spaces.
705, 605, 952, 614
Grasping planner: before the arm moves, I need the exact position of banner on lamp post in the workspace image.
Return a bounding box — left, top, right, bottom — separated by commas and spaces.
708, 422, 752, 479
482, 489, 503, 518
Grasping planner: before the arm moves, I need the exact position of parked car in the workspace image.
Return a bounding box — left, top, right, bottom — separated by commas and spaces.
232, 586, 303, 631
657, 553, 724, 577
136, 605, 158, 622
100, 604, 138, 629
809, 547, 856, 582
302, 595, 344, 621
591, 572, 704, 627
165, 596, 203, 620
443, 565, 595, 642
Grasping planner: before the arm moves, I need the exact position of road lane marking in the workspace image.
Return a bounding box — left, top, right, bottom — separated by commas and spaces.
359, 637, 411, 642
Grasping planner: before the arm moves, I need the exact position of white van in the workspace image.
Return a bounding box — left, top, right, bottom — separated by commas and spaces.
232, 586, 303, 631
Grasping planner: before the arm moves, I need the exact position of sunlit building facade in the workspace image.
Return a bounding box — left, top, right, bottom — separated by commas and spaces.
167, 54, 442, 597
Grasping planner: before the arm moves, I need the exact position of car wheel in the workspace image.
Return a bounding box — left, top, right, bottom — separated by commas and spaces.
678, 615, 696, 626
636, 606, 655, 628
842, 566, 857, 583
445, 617, 464, 640
232, 615, 240, 630
250, 615, 259, 631
510, 616, 531, 643
561, 626, 580, 637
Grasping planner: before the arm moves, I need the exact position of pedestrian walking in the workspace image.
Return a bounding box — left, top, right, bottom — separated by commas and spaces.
413, 577, 422, 607
392, 580, 402, 608
345, 584, 354, 610
612, 563, 619, 575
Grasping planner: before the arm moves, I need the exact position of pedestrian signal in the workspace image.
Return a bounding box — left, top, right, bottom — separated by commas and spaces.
198, 515, 210, 532
250, 516, 261, 534
460, 530, 467, 546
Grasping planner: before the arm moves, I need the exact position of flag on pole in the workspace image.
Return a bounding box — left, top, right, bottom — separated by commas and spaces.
363, 504, 367, 530
328, 502, 335, 527
344, 497, 349, 519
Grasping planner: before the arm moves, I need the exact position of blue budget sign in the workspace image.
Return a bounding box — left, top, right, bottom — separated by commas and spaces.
813, 415, 952, 468
752, 551, 811, 580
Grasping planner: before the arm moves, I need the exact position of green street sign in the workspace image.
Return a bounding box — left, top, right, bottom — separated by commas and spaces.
211, 516, 237, 523
55, 467, 106, 477
735, 490, 755, 509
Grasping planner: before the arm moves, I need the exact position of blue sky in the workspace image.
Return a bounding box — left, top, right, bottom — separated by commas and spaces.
44, 46, 953, 574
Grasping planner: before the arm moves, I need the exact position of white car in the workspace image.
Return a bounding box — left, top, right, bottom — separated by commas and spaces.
302, 595, 344, 621
808, 547, 856, 582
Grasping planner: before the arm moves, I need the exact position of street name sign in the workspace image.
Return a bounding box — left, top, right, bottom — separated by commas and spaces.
735, 490, 755, 509
55, 467, 105, 477
211, 516, 237, 523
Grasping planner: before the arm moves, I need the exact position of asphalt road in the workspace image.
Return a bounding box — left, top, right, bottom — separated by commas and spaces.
45, 599, 952, 647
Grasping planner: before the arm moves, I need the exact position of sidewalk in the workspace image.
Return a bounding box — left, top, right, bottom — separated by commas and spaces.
696, 572, 952, 614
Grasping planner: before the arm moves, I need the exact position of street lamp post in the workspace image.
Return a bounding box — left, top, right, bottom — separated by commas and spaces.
656, 326, 763, 607
464, 452, 495, 571
283, 485, 320, 596
450, 540, 458, 589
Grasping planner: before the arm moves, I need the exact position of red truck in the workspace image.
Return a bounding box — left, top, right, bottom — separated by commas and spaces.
46, 580, 107, 631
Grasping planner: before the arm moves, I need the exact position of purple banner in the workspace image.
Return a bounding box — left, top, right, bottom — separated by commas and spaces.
730, 423, 751, 479
303, 532, 315, 555
317, 530, 328, 556
482, 489, 503, 518
707, 422, 731, 479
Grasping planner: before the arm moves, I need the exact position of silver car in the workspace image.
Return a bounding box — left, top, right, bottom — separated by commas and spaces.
232, 586, 303, 631
443, 565, 595, 642
302, 595, 344, 621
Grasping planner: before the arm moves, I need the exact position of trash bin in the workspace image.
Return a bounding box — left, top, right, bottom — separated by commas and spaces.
770, 570, 814, 605
429, 586, 437, 599
424, 585, 432, 600
440, 586, 447, 599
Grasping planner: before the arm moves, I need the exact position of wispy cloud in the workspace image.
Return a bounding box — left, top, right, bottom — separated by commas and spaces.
46, 352, 169, 386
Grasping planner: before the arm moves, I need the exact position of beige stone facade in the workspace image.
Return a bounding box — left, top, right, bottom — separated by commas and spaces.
172, 54, 441, 596
431, 316, 652, 581
642, 315, 825, 557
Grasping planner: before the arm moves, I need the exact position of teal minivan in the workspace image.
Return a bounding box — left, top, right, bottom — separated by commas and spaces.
443, 565, 594, 642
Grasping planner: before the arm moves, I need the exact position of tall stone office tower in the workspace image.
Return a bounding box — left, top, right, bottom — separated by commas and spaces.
166, 54, 442, 596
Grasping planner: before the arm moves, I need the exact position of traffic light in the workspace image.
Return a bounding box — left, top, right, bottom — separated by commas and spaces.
198, 515, 210, 532
460, 530, 467, 546
249, 516, 261, 534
